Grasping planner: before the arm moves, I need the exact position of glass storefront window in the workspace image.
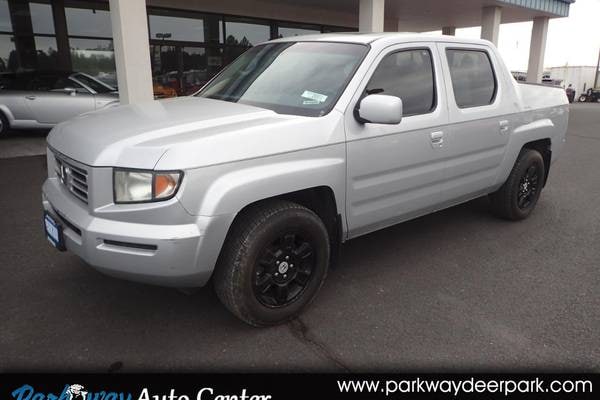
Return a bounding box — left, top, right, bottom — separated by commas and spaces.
182, 47, 207, 95
150, 14, 205, 42
277, 25, 320, 38
66, 7, 112, 38
223, 46, 248, 66
225, 19, 270, 47
30, 2, 55, 35
0, 0, 12, 32
0, 34, 16, 72
70, 38, 116, 86
151, 44, 178, 96
322, 26, 357, 33
34, 36, 57, 70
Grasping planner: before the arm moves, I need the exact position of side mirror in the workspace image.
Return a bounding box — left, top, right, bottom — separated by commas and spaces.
63, 87, 78, 96
355, 94, 403, 125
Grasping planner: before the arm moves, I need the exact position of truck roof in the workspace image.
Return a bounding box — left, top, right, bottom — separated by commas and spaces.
269, 32, 493, 47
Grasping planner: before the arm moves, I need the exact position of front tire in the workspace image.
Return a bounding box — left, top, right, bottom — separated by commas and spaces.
214, 200, 330, 327
489, 148, 546, 220
0, 111, 9, 137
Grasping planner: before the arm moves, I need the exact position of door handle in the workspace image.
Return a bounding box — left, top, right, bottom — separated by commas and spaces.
499, 120, 510, 134
25, 95, 36, 100
430, 131, 444, 148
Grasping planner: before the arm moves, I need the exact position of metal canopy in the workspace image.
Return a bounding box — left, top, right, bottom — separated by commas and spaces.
267, 0, 574, 31
389, 0, 574, 31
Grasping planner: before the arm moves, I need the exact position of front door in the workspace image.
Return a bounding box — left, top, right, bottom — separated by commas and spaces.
345, 43, 450, 238
25, 73, 95, 125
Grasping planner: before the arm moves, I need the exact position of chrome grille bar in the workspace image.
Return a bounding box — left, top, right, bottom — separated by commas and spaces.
54, 154, 89, 204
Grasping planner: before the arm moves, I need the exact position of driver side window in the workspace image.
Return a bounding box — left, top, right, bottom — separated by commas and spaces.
31, 75, 86, 93
365, 48, 436, 116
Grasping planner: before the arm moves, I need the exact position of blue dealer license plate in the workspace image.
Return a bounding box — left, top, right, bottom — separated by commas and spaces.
44, 212, 65, 251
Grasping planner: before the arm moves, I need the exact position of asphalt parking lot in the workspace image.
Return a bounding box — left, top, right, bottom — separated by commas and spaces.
1, 103, 599, 372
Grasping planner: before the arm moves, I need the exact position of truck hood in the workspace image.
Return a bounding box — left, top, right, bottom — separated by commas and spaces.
47, 97, 293, 169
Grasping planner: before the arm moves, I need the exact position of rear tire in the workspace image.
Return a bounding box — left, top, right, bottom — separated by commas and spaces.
489, 148, 546, 221
214, 200, 330, 327
0, 111, 9, 137
578, 95, 587, 102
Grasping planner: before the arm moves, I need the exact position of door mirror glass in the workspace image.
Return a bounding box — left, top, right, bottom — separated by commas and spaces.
356, 94, 403, 124
50, 87, 78, 95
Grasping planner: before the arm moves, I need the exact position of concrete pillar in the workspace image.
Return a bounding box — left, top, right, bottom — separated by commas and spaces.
109, 0, 153, 104
526, 17, 549, 83
442, 26, 456, 36
359, 0, 385, 32
384, 18, 397, 33
481, 6, 502, 46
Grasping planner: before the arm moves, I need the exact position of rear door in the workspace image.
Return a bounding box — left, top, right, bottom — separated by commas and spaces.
25, 74, 95, 125
345, 42, 450, 237
436, 43, 515, 206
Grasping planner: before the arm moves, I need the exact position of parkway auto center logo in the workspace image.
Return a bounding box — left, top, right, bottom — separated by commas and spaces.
11, 384, 272, 400
11, 384, 132, 400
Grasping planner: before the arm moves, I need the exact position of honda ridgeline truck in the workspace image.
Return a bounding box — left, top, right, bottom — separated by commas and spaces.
42, 33, 569, 326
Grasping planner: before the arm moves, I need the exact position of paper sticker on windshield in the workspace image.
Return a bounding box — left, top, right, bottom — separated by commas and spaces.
301, 90, 328, 103
303, 99, 320, 105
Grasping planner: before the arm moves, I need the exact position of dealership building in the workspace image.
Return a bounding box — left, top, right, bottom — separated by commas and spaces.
0, 0, 574, 104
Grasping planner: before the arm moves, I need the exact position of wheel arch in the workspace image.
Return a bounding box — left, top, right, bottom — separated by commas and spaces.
496, 115, 558, 189
232, 185, 341, 246
213, 186, 343, 280
522, 138, 552, 186
0, 104, 14, 124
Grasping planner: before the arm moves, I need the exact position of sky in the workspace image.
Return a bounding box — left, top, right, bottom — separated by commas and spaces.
431, 0, 600, 71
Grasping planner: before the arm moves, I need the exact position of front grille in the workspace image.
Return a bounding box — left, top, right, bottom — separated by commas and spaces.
54, 154, 89, 204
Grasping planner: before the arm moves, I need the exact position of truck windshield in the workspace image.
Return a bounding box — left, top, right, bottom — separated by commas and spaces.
196, 42, 368, 117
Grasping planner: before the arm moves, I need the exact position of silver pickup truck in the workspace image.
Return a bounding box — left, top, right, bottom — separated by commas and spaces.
42, 33, 569, 326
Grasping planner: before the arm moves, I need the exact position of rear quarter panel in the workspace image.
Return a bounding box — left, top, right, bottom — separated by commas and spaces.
494, 83, 569, 188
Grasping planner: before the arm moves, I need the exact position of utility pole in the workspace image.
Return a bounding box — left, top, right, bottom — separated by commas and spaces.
595, 48, 600, 88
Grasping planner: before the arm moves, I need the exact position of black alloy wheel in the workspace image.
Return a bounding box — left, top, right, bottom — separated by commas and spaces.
253, 231, 316, 307
517, 164, 540, 210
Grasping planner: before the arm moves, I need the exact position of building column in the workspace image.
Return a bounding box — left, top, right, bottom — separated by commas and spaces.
7, 0, 36, 70
51, 0, 71, 71
359, 0, 385, 32
442, 26, 456, 36
109, 0, 153, 104
526, 17, 549, 83
481, 6, 502, 46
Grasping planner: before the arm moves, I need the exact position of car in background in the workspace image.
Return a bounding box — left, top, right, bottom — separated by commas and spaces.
0, 71, 119, 137
153, 83, 178, 99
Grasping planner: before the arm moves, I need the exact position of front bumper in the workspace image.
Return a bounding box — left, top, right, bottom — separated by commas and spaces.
42, 178, 231, 287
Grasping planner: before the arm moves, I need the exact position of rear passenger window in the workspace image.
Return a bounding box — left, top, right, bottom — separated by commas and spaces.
446, 49, 496, 108
365, 49, 436, 116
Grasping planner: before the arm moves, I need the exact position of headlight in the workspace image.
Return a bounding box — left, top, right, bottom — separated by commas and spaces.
114, 169, 183, 203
